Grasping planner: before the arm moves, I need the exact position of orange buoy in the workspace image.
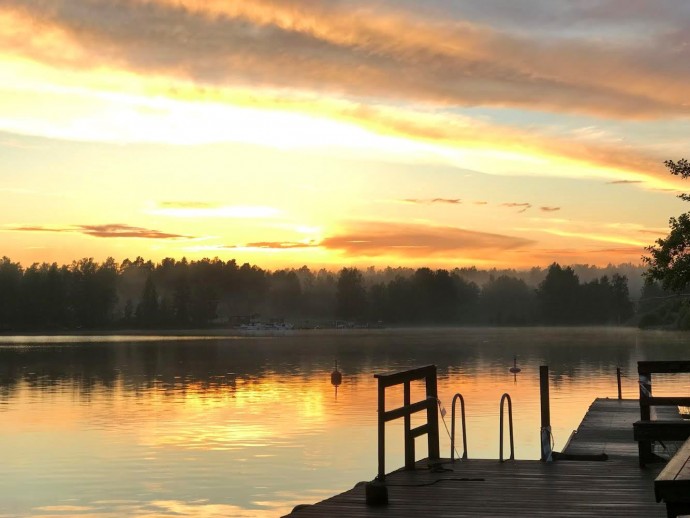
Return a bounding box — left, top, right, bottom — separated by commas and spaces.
509, 356, 521, 374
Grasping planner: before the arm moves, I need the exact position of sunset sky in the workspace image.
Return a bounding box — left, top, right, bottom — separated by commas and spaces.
2, 0, 690, 269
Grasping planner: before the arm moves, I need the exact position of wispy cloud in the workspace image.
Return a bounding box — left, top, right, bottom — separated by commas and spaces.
533, 227, 647, 247
528, 246, 645, 265
10, 223, 190, 239
13, 225, 71, 233
540, 206, 561, 212
607, 180, 643, 185
235, 241, 318, 249
402, 198, 461, 205
432, 198, 461, 204
502, 202, 532, 213
80, 224, 188, 239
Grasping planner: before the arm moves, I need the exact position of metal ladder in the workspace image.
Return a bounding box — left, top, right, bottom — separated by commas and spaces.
499, 393, 515, 461
448, 392, 516, 462
450, 393, 468, 461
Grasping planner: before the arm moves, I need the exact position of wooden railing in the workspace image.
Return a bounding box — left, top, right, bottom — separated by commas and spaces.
374, 365, 440, 480
634, 360, 690, 466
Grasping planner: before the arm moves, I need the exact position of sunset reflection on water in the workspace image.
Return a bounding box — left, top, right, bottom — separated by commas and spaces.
1, 327, 689, 517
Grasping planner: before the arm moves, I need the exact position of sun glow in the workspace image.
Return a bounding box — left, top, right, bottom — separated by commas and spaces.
0, 57, 431, 157
0, 51, 679, 192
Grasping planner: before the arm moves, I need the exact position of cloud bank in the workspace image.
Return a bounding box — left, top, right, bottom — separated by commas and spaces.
3, 0, 689, 119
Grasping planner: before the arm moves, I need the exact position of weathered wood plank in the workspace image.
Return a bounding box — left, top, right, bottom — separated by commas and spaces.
286, 458, 665, 517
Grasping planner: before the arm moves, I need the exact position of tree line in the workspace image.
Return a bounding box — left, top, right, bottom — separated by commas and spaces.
0, 256, 645, 331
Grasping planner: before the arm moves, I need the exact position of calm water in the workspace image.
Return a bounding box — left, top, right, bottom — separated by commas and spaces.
1, 327, 689, 517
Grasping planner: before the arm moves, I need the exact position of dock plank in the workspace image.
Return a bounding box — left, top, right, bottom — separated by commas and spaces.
284, 398, 675, 517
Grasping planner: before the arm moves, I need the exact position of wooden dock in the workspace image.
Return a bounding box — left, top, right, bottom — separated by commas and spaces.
283, 399, 678, 517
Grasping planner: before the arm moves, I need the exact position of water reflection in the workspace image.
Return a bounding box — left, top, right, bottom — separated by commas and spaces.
1, 327, 689, 517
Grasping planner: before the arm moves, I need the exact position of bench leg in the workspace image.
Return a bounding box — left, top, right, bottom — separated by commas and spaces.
666, 502, 690, 518
665, 502, 687, 518
638, 440, 653, 467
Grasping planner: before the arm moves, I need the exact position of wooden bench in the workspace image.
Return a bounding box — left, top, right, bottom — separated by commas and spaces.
632, 361, 690, 467
655, 436, 690, 518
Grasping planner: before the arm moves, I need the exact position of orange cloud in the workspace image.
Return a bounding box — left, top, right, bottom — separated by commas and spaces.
319, 221, 533, 258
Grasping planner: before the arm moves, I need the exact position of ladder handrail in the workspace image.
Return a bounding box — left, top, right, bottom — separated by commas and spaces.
374, 365, 440, 481
499, 393, 515, 462
450, 393, 468, 461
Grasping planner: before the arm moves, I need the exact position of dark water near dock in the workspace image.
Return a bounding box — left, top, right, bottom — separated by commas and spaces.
0, 327, 688, 517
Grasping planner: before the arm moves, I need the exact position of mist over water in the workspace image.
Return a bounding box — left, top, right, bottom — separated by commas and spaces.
0, 327, 688, 517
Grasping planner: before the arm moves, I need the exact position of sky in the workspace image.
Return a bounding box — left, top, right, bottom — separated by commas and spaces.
2, 0, 690, 270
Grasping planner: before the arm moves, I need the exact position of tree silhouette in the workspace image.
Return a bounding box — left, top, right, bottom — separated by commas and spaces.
0, 257, 23, 330
481, 275, 535, 325
0, 255, 639, 330
645, 159, 690, 291
136, 275, 159, 326
536, 263, 580, 324
336, 268, 367, 321
610, 274, 634, 323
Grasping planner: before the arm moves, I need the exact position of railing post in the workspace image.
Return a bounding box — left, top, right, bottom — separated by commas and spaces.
638, 364, 653, 465
425, 368, 440, 460
377, 379, 386, 481
617, 367, 622, 400
540, 366, 552, 462
404, 381, 414, 469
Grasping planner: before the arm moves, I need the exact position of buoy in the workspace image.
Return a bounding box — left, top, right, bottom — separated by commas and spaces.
509, 356, 521, 374
331, 360, 342, 386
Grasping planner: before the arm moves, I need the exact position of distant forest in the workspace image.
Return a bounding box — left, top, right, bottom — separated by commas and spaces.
0, 256, 682, 331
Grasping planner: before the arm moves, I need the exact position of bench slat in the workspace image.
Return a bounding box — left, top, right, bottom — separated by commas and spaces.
655, 437, 690, 505
639, 360, 690, 373
633, 420, 690, 442
645, 396, 690, 407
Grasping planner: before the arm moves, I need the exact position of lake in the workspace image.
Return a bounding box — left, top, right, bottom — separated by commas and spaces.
1, 327, 689, 517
